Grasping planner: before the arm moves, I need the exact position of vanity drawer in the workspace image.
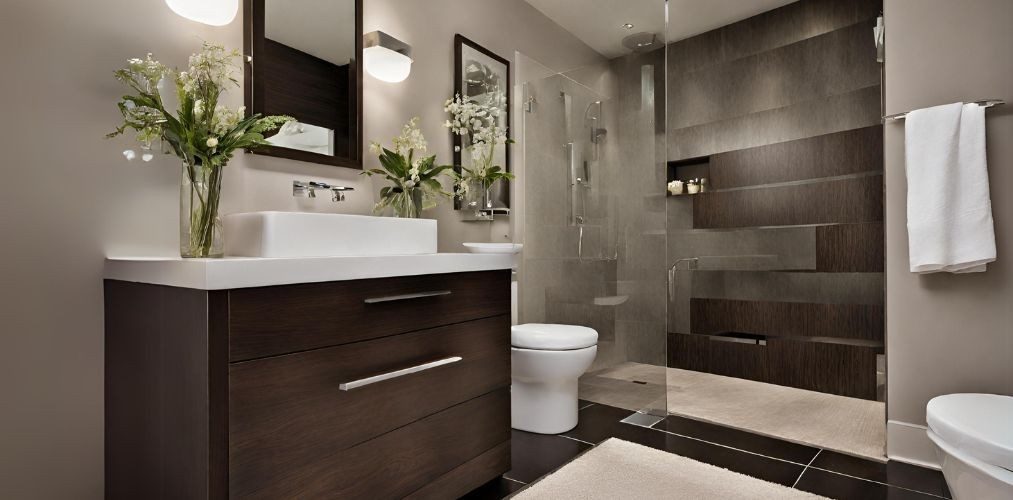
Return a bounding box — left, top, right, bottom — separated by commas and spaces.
228, 314, 510, 498
232, 389, 510, 499
228, 270, 511, 361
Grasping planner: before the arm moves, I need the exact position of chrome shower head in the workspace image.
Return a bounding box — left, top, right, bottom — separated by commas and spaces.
622, 32, 659, 53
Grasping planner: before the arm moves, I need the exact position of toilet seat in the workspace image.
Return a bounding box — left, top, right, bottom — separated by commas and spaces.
511, 323, 598, 350
927, 393, 1013, 471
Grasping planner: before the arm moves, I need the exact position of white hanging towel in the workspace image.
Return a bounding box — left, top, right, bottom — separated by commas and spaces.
905, 102, 995, 273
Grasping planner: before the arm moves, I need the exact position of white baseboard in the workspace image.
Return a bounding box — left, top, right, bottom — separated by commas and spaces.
886, 420, 940, 469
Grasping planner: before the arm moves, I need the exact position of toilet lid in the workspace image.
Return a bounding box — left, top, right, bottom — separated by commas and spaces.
927, 393, 1013, 471
511, 323, 598, 350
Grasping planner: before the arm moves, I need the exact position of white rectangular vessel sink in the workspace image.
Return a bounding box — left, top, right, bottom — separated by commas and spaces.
224, 211, 437, 258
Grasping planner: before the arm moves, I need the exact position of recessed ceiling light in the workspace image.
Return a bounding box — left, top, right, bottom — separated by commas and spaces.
622, 23, 635, 30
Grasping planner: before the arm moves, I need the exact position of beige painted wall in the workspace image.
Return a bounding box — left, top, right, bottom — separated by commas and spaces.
363, 0, 604, 251
0, 1, 599, 497
884, 0, 1013, 466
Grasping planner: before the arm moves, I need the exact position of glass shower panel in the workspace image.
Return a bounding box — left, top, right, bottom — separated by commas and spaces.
519, 51, 667, 418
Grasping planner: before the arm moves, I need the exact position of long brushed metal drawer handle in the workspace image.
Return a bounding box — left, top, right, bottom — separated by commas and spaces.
363, 290, 452, 304
339, 356, 462, 391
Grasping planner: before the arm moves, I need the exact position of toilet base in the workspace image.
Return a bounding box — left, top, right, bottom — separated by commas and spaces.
511, 379, 579, 434
928, 430, 1013, 500
510, 345, 597, 434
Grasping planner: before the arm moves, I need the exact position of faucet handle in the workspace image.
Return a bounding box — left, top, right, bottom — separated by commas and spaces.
293, 180, 353, 201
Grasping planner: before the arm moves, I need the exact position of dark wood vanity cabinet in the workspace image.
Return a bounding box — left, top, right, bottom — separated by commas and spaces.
105, 270, 512, 499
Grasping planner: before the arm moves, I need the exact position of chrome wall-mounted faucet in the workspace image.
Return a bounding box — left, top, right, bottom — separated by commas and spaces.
668, 257, 700, 298
293, 180, 354, 202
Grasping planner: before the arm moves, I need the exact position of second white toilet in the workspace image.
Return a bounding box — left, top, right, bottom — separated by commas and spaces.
511, 323, 598, 434
926, 393, 1013, 500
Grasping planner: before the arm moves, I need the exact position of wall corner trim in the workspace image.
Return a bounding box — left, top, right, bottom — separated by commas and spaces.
886, 420, 940, 469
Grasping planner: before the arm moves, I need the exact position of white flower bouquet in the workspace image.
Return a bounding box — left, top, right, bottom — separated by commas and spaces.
362, 117, 453, 218
444, 89, 514, 203
108, 42, 290, 257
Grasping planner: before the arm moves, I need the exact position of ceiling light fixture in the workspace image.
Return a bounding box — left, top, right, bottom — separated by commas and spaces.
363, 31, 413, 83
165, 0, 239, 26
622, 23, 635, 30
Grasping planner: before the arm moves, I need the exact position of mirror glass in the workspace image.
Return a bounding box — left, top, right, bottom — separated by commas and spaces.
248, 0, 361, 167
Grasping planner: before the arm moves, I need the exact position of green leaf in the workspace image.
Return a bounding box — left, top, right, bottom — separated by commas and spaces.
419, 164, 454, 181
360, 168, 387, 177
423, 178, 444, 193
379, 149, 408, 178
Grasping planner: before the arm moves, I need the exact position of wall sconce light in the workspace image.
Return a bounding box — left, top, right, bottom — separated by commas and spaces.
363, 31, 413, 83
165, 0, 239, 26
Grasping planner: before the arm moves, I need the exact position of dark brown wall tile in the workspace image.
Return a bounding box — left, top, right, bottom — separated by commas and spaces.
669, 86, 881, 160
693, 175, 884, 228
767, 339, 879, 400
670, 21, 881, 130
668, 0, 881, 73
707, 340, 770, 381
816, 223, 885, 272
668, 333, 710, 372
709, 126, 883, 189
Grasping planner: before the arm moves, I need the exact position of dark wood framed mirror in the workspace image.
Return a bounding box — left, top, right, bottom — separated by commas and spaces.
244, 0, 362, 168
453, 35, 511, 211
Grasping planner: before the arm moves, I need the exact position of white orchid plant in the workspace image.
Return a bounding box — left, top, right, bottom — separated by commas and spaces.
362, 117, 453, 218
444, 89, 514, 200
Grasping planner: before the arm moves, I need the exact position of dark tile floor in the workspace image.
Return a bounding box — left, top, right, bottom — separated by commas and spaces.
462, 401, 951, 500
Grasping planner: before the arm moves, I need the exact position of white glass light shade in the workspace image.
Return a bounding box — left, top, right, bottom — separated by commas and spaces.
165, 0, 239, 26
363, 46, 413, 83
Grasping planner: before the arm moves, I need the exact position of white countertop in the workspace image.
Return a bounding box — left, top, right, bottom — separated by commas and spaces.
105, 254, 517, 290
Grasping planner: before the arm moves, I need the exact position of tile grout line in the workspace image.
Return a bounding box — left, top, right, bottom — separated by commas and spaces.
645, 424, 947, 498
792, 449, 821, 488
646, 425, 813, 467
559, 434, 597, 446
803, 466, 952, 499
509, 440, 604, 493
642, 422, 948, 499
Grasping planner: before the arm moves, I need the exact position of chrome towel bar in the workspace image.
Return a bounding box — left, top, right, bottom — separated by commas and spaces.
883, 99, 1005, 122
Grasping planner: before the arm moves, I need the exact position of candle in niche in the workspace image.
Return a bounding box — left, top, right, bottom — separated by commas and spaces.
686, 180, 700, 194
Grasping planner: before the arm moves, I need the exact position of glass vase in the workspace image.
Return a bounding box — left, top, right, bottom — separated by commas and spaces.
463, 179, 493, 212
483, 182, 495, 210
392, 188, 424, 218
180, 161, 224, 258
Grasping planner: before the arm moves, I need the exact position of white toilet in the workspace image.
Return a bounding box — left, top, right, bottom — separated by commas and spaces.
926, 393, 1013, 500
511, 323, 598, 434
